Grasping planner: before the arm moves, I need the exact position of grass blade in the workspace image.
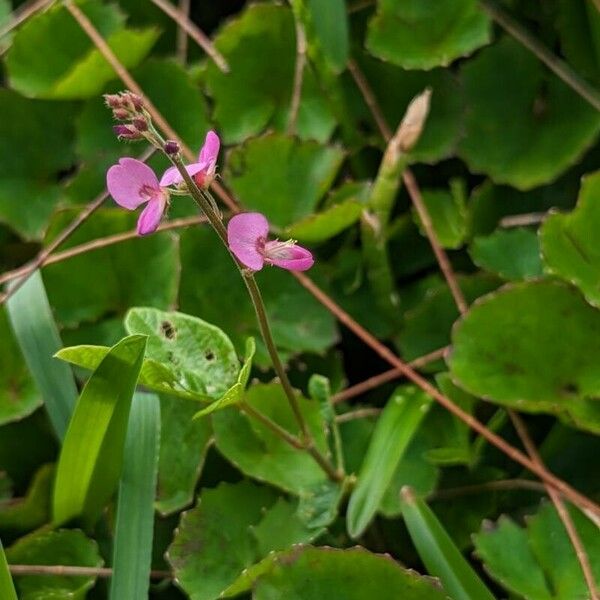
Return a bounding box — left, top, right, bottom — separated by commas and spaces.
401, 487, 495, 600
53, 334, 147, 527
6, 270, 78, 440
110, 392, 160, 600
0, 539, 17, 600
347, 386, 431, 538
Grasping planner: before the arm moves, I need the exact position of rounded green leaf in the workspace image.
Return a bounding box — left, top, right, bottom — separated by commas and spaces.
448, 280, 600, 431
366, 0, 491, 70
541, 170, 600, 307
226, 133, 344, 228
6, 529, 102, 600
252, 546, 449, 600
204, 4, 335, 143
470, 227, 544, 281
458, 37, 600, 190
6, 1, 157, 99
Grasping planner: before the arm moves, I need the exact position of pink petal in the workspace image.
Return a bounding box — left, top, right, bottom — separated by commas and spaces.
107, 158, 160, 209
159, 161, 208, 187
264, 242, 314, 271
227, 212, 269, 271
136, 197, 166, 235
198, 130, 220, 173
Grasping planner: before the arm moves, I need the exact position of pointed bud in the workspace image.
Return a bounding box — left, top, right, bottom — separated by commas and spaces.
113, 108, 129, 120
113, 124, 142, 140
164, 140, 180, 155
104, 94, 122, 108
396, 88, 432, 153
130, 93, 144, 111
132, 117, 148, 132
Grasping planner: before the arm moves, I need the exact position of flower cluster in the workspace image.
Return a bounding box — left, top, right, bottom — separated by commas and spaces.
107, 128, 313, 272
104, 92, 148, 140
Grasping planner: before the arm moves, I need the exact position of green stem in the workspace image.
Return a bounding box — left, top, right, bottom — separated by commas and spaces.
166, 155, 341, 482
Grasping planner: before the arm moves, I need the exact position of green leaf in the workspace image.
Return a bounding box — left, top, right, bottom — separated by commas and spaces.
204, 4, 335, 143
0, 464, 54, 532
474, 502, 600, 600
413, 184, 469, 249
226, 133, 344, 228
193, 337, 255, 419
0, 307, 39, 427
213, 383, 330, 495
6, 271, 78, 438
0, 539, 17, 600
56, 345, 212, 403
251, 546, 450, 600
366, 0, 491, 70
110, 392, 160, 600
125, 307, 240, 399
6, 1, 157, 99
166, 481, 277, 600
286, 199, 363, 243
179, 226, 338, 366
304, 0, 349, 73
541, 170, 600, 307
458, 37, 600, 190
6, 529, 102, 600
448, 280, 600, 432
347, 385, 432, 538
401, 488, 496, 600
44, 209, 179, 332
53, 334, 146, 526
156, 395, 212, 515
471, 227, 544, 280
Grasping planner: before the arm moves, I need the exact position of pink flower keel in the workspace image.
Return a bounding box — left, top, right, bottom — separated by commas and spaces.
227, 212, 314, 272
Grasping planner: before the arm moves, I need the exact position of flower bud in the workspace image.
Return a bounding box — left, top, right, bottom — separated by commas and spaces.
164, 140, 180, 155
113, 124, 142, 140
104, 94, 122, 108
132, 117, 148, 132
113, 108, 129, 120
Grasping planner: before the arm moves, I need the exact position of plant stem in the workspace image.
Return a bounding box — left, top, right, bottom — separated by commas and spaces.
166, 155, 341, 482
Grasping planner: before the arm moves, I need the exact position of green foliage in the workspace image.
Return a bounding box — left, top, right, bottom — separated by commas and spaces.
0, 539, 17, 600
474, 502, 600, 599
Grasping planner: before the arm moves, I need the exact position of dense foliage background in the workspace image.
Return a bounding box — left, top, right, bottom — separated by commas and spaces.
0, 0, 599, 598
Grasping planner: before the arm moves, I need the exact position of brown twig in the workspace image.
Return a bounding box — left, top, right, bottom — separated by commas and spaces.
9, 564, 170, 579
64, 0, 237, 215
500, 212, 547, 228
149, 0, 229, 72
292, 270, 600, 517
335, 407, 382, 423
432, 478, 547, 500
0, 0, 53, 42
331, 346, 448, 404
175, 0, 190, 64
480, 0, 600, 113
510, 413, 599, 600
287, 15, 307, 134
0, 215, 207, 287
0, 147, 156, 305
347, 0, 375, 13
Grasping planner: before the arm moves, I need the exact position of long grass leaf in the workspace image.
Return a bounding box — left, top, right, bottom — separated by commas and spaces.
110, 392, 160, 600
6, 270, 78, 440
53, 334, 147, 526
0, 539, 17, 600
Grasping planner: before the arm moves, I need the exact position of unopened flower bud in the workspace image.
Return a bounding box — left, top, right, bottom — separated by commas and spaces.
132, 117, 148, 132
129, 93, 144, 111
396, 88, 432, 153
104, 94, 122, 108
113, 124, 142, 140
113, 108, 129, 120
164, 140, 180, 155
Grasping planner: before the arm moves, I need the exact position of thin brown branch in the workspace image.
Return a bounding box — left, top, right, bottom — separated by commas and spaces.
176, 0, 190, 64
510, 413, 599, 600
0, 147, 156, 305
432, 478, 547, 500
331, 346, 448, 404
0, 215, 207, 287
64, 0, 237, 215
403, 170, 469, 314
287, 15, 307, 134
149, 0, 229, 73
9, 564, 170, 579
480, 0, 600, 113
0, 0, 53, 42
292, 270, 600, 518
500, 212, 547, 228
347, 59, 392, 142
347, 0, 375, 14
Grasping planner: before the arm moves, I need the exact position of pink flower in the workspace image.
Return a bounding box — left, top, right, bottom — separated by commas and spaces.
160, 130, 220, 188
106, 158, 169, 236
227, 212, 314, 272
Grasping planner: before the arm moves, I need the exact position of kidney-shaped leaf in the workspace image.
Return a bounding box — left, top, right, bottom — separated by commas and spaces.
366, 0, 491, 70
448, 280, 600, 432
